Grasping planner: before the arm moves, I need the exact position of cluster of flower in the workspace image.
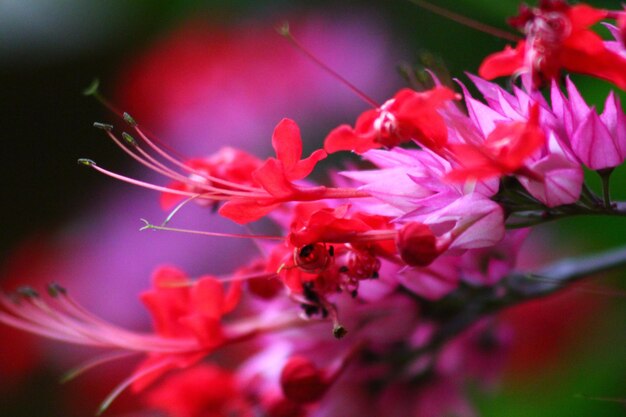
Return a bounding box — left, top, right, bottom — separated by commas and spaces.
2, 1, 626, 416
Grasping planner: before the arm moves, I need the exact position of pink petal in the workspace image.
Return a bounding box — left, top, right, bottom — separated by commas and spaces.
572, 109, 621, 169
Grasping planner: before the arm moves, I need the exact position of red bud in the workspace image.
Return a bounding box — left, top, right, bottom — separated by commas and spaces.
396, 223, 439, 267
280, 356, 328, 404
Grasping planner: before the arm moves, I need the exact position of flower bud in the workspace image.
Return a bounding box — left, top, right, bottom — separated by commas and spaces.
280, 356, 328, 404
396, 222, 439, 267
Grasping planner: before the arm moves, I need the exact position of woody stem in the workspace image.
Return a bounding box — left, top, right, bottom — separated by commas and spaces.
505, 201, 626, 229
411, 245, 626, 362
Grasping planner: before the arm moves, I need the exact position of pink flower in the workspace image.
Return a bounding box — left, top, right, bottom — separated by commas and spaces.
551, 78, 626, 170
459, 75, 583, 207
445, 104, 546, 181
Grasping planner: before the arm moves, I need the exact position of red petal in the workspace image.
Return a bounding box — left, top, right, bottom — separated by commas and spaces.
395, 87, 457, 149
324, 110, 380, 154
567, 5, 607, 30
478, 42, 526, 80
219, 199, 280, 224
288, 149, 327, 181
444, 144, 501, 181
191, 277, 224, 318
324, 125, 364, 154
160, 182, 187, 210
446, 105, 545, 181
179, 315, 224, 348
253, 158, 296, 197
131, 352, 205, 393
223, 280, 242, 313
272, 118, 302, 170
140, 266, 190, 338
560, 45, 626, 91
564, 28, 605, 55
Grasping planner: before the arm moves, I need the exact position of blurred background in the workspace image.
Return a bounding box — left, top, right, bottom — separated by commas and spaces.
0, 0, 624, 416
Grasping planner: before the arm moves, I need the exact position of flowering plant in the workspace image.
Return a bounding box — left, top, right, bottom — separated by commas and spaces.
2, 1, 626, 416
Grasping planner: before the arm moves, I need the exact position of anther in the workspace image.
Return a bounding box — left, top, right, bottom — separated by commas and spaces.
17, 286, 39, 298
93, 122, 114, 131
77, 158, 96, 167
47, 283, 67, 297
121, 132, 138, 147
332, 324, 348, 339
276, 21, 291, 37
82, 78, 100, 97
123, 112, 137, 127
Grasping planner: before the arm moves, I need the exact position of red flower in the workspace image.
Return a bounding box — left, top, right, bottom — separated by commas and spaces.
161, 147, 262, 210
272, 204, 395, 296
446, 104, 545, 181
479, 1, 626, 89
219, 118, 327, 224
324, 86, 458, 154
289, 205, 379, 247
132, 266, 241, 391
145, 364, 252, 417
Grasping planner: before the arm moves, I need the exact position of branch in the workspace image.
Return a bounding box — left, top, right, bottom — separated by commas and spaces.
506, 245, 626, 301
411, 245, 626, 363
506, 202, 626, 229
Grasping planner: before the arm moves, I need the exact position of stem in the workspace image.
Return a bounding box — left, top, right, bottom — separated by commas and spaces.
509, 245, 626, 300
580, 183, 603, 208
598, 168, 614, 209
405, 245, 626, 365
408, 0, 521, 42
505, 200, 626, 229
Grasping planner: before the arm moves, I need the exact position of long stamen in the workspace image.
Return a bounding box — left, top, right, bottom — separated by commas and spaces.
408, 0, 521, 42
128, 129, 263, 194
96, 129, 267, 198
96, 358, 175, 416
297, 186, 371, 200
130, 123, 264, 193
99, 128, 203, 190
278, 23, 380, 108
83, 81, 188, 162
139, 219, 284, 241
349, 229, 397, 243
161, 195, 203, 227
77, 159, 233, 201
0, 297, 86, 344
83, 79, 124, 116
60, 351, 138, 383
52, 292, 202, 352
2, 289, 204, 353
159, 271, 279, 288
